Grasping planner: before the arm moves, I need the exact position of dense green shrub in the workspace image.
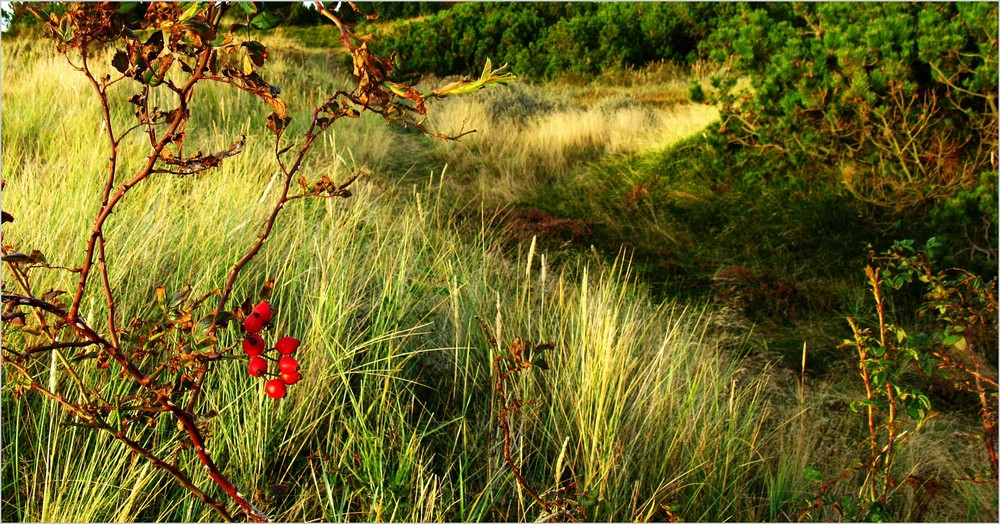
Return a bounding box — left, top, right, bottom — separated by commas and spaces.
704, 2, 998, 274
374, 2, 727, 80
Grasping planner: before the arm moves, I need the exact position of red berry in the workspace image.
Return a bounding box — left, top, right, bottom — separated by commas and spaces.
243, 313, 264, 334
248, 356, 268, 377
265, 379, 287, 399
278, 356, 299, 373
280, 370, 302, 385
243, 333, 265, 357
252, 301, 273, 324
275, 337, 299, 355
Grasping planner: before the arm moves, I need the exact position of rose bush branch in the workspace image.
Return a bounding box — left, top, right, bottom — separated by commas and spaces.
3, 2, 513, 521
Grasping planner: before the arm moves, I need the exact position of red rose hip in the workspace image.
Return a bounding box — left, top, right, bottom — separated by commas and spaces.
248, 356, 268, 377
278, 356, 299, 373
243, 333, 265, 357
265, 379, 287, 399
280, 370, 302, 385
251, 301, 273, 324
243, 313, 265, 334
275, 336, 299, 355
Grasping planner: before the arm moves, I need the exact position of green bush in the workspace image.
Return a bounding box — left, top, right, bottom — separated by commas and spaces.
688, 78, 706, 103
704, 2, 998, 275
374, 3, 728, 80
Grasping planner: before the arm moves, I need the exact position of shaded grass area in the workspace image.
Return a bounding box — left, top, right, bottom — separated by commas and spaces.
514, 132, 882, 370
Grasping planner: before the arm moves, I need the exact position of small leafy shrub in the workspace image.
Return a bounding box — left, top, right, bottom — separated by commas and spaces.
477, 321, 601, 522
687, 78, 706, 103
803, 239, 997, 520
875, 239, 998, 473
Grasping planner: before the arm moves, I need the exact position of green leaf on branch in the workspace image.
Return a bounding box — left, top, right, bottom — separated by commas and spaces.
942, 333, 967, 351
429, 58, 516, 97
236, 2, 257, 15
850, 399, 874, 412
141, 56, 174, 87
210, 33, 231, 48
177, 2, 204, 23
169, 285, 192, 309
803, 465, 823, 482
117, 2, 140, 14
250, 11, 283, 31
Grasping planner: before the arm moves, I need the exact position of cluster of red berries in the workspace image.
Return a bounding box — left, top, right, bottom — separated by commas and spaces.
241, 301, 302, 399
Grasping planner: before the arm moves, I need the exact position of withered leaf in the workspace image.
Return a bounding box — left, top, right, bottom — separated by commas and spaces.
112, 48, 130, 74
266, 112, 290, 134
242, 41, 267, 67
142, 30, 164, 61
259, 279, 275, 300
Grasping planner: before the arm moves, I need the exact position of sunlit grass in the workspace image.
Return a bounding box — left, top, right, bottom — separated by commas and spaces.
419, 80, 719, 208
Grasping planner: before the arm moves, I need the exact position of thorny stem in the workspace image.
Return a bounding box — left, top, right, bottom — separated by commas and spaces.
211, 131, 316, 324
494, 355, 549, 514
3, 291, 267, 520
965, 341, 999, 477
866, 266, 897, 503
314, 1, 355, 50
212, 88, 349, 323
10, 340, 99, 359
10, 3, 504, 521
882, 381, 897, 504
847, 316, 878, 503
